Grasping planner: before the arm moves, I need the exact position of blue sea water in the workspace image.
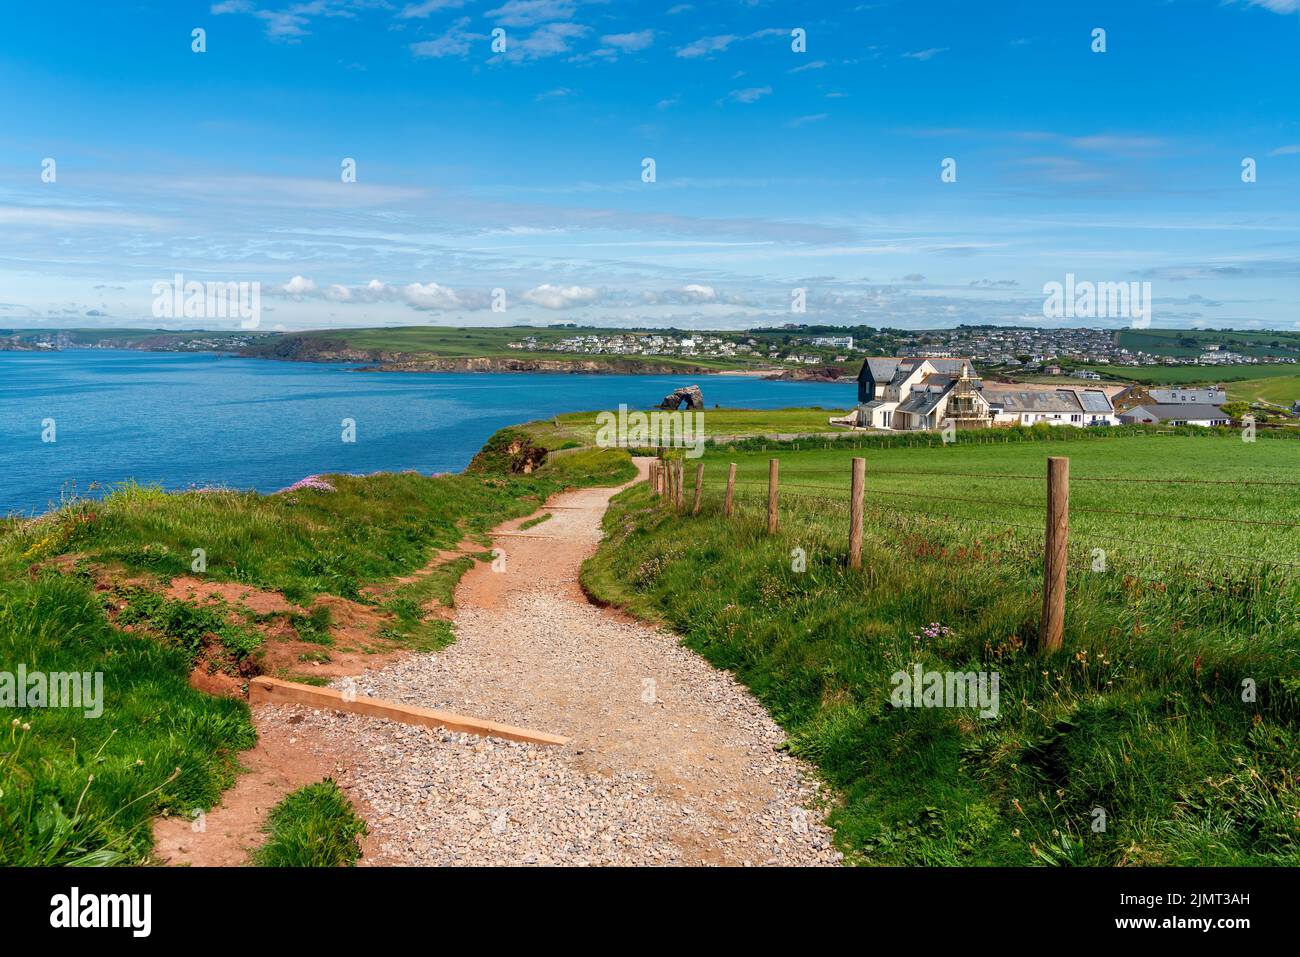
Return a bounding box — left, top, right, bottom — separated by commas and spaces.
0, 350, 856, 515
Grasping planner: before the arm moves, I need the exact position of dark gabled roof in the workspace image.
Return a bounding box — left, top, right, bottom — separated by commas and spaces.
896, 375, 956, 415
859, 356, 974, 385
925, 359, 974, 375
981, 386, 1084, 414
860, 358, 903, 382
888, 362, 919, 386
1149, 387, 1226, 403
1121, 403, 1228, 421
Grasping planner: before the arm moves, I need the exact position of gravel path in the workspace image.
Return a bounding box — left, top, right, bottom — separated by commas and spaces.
258, 460, 842, 866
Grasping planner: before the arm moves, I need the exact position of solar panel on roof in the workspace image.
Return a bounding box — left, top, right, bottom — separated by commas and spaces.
1078, 391, 1112, 413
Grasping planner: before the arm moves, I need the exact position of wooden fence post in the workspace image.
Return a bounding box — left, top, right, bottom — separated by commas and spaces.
676, 461, 685, 510
725, 463, 736, 517
665, 458, 674, 504
692, 462, 704, 515
650, 461, 659, 497
1039, 456, 1069, 653
849, 456, 865, 570
767, 458, 779, 535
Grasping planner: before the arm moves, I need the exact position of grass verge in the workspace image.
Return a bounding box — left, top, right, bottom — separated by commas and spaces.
252, 779, 367, 867
582, 435, 1300, 866
1, 446, 633, 865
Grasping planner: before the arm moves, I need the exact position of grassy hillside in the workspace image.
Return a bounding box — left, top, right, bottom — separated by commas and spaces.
0, 448, 634, 865
1115, 328, 1300, 360
1226, 373, 1300, 406
1078, 361, 1299, 385
259, 326, 768, 372
583, 431, 1300, 865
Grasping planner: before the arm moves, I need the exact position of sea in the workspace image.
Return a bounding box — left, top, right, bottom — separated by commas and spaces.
0, 350, 855, 515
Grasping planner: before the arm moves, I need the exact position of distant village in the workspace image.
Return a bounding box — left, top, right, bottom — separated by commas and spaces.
507, 332, 853, 365
509, 326, 1300, 374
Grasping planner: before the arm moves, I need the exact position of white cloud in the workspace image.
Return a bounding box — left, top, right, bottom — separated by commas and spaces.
1245, 0, 1299, 12
1067, 135, 1166, 153
1268, 143, 1300, 155
494, 22, 589, 62
402, 281, 461, 309
410, 18, 484, 58
522, 283, 598, 308
397, 0, 467, 18
486, 0, 576, 27
676, 34, 736, 58
282, 275, 318, 297
785, 113, 828, 128
600, 29, 654, 51
727, 86, 771, 104
678, 284, 716, 301
902, 47, 947, 61
0, 206, 167, 229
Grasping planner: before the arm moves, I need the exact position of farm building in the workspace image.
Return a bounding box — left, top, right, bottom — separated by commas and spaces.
1118, 404, 1230, 427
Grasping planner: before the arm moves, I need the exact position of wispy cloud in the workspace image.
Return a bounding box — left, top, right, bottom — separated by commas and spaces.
486, 0, 577, 28
902, 47, 947, 61
676, 34, 737, 58
726, 86, 772, 104
599, 29, 654, 52
397, 1, 469, 19
1242, 0, 1300, 13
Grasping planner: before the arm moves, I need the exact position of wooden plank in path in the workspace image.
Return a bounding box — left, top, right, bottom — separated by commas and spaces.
249, 676, 569, 746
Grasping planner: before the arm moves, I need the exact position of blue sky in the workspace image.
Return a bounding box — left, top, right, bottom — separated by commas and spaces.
1, 0, 1298, 331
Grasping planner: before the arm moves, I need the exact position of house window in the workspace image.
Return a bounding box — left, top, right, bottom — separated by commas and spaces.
1071, 414, 1081, 422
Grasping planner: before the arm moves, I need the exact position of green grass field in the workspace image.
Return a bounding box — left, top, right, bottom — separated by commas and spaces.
1076, 361, 1300, 391
1226, 374, 1300, 406
698, 433, 1300, 564
1115, 328, 1300, 360
583, 429, 1300, 865
520, 406, 853, 447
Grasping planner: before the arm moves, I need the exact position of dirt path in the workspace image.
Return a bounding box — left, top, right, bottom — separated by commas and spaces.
182, 460, 840, 866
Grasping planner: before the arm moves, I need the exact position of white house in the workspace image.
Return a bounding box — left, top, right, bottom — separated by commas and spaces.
850, 356, 1117, 430
982, 386, 1118, 428
1119, 404, 1230, 427
855, 357, 978, 429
